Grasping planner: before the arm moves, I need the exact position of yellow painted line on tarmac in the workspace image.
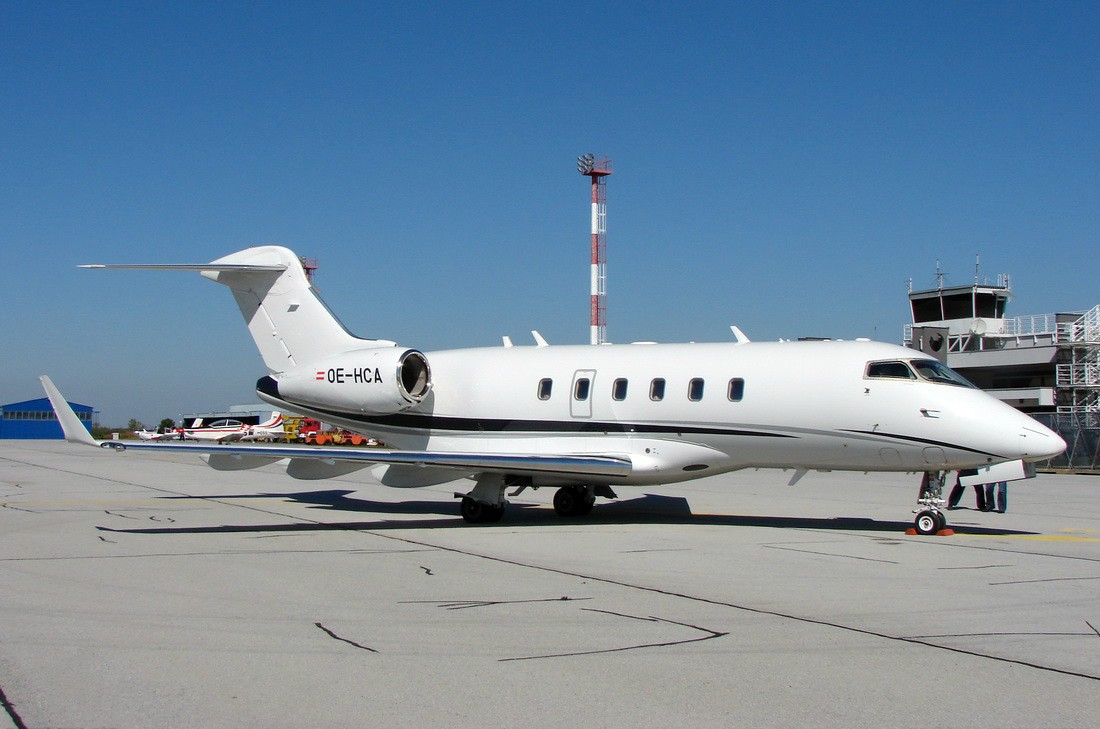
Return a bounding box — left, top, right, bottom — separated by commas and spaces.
962, 533, 1100, 542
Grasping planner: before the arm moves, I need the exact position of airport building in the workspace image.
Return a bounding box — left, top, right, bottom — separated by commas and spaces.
904, 274, 1099, 470
0, 397, 96, 439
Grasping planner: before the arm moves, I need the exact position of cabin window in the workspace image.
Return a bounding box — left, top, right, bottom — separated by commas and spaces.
649, 378, 666, 401
728, 378, 745, 401
866, 361, 916, 380
574, 378, 591, 401
537, 378, 553, 400
612, 378, 628, 401
910, 359, 976, 388
688, 378, 705, 401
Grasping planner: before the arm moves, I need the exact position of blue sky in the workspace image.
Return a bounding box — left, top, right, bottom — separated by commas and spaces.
2, 1, 1097, 426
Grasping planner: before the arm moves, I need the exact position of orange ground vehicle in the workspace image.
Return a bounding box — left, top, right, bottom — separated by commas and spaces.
283, 417, 322, 442
304, 429, 376, 446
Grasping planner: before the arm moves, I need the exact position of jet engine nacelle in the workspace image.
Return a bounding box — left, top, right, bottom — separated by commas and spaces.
268, 347, 431, 415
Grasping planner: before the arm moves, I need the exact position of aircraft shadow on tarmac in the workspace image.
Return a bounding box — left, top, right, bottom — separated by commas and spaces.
97, 489, 1038, 537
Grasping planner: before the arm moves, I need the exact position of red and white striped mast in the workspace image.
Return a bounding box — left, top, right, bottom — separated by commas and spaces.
578, 153, 612, 345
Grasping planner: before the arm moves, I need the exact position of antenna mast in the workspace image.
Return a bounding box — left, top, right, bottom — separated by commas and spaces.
577, 153, 613, 345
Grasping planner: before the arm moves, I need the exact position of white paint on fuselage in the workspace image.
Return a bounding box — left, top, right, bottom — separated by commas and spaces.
272, 339, 1062, 487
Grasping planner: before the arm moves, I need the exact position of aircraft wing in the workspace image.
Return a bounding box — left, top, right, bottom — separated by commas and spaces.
95, 440, 631, 479
39, 376, 632, 481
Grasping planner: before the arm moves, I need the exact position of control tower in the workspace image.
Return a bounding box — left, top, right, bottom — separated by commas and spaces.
904, 266, 1099, 470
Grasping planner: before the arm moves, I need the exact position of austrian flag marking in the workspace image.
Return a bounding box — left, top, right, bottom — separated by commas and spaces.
315, 371, 325, 381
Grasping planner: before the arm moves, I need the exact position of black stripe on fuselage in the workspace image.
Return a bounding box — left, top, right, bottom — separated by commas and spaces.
839, 429, 1004, 460
306, 407, 797, 439
256, 375, 796, 438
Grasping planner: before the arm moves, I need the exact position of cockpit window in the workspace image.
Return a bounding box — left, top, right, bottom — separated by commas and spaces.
866, 361, 916, 380
910, 359, 975, 388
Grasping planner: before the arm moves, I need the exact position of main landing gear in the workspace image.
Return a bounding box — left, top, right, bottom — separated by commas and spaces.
456, 474, 510, 524
913, 470, 949, 535
459, 497, 505, 524
456, 477, 617, 523
553, 485, 617, 517
552, 485, 595, 517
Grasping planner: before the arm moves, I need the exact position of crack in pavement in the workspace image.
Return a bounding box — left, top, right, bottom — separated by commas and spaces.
500, 608, 728, 662
402, 596, 592, 611
314, 622, 377, 653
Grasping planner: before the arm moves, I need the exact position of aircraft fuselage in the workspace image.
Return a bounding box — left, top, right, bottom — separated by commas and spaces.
257, 339, 1060, 487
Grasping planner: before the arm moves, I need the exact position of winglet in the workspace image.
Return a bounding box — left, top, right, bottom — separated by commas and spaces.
39, 376, 98, 446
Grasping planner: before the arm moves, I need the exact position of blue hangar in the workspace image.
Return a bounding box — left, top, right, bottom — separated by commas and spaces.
0, 397, 96, 439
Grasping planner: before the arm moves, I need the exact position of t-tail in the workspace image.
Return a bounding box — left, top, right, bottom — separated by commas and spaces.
81, 246, 433, 415
201, 246, 400, 374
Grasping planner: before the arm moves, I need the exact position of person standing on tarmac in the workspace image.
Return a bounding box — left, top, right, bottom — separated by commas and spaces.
947, 472, 1007, 512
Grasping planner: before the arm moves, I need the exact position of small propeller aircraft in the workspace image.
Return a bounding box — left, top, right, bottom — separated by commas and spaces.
43, 246, 1065, 531
238, 412, 286, 442
134, 412, 283, 442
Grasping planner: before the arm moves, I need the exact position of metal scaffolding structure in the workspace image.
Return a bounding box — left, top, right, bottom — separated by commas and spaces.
1033, 305, 1100, 471
1055, 304, 1100, 414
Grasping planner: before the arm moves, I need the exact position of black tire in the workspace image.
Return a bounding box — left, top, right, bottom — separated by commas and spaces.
553, 487, 577, 516
914, 510, 939, 535
461, 497, 488, 523
554, 486, 595, 517
933, 511, 948, 532
552, 487, 583, 516
575, 496, 595, 516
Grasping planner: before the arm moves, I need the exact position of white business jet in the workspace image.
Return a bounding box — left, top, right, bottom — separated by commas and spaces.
42, 246, 1065, 532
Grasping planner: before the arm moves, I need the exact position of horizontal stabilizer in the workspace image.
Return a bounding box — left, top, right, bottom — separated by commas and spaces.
83, 246, 382, 374
79, 263, 286, 272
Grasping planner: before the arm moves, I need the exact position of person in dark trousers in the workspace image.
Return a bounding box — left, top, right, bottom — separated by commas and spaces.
991, 481, 1007, 513
947, 471, 1007, 512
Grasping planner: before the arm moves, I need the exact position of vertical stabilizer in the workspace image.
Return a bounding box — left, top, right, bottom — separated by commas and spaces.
200, 247, 394, 374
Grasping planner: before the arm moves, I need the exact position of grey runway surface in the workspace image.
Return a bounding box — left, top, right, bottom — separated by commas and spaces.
1, 440, 1098, 728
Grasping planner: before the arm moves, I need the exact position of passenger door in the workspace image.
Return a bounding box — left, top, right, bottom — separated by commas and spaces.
570, 369, 595, 418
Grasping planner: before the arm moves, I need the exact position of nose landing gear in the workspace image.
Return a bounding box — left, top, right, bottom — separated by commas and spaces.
913, 471, 949, 535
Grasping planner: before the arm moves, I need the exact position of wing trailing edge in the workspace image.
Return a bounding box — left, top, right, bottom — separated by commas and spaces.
97, 440, 634, 480
39, 377, 632, 480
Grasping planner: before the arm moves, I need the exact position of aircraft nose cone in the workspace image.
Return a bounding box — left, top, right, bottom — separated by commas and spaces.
1021, 423, 1067, 460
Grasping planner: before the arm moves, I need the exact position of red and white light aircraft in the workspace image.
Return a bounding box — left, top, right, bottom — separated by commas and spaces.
43, 246, 1065, 531
134, 427, 182, 441
239, 412, 286, 442
134, 413, 283, 442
